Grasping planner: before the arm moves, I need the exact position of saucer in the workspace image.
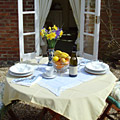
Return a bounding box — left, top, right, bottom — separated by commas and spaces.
42, 73, 56, 79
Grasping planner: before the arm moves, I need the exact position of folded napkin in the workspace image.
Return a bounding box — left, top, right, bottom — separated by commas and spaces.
37, 66, 97, 96
11, 75, 42, 86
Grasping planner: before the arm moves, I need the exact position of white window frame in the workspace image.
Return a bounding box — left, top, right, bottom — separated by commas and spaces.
79, 0, 101, 60
18, 0, 40, 61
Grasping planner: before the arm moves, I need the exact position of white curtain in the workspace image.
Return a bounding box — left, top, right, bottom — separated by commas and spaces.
39, 0, 52, 53
69, 0, 81, 51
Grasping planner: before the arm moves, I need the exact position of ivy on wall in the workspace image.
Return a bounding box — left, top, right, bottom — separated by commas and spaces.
99, 0, 120, 61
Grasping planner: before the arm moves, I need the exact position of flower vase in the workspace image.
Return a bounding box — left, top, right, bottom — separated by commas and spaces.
48, 48, 54, 66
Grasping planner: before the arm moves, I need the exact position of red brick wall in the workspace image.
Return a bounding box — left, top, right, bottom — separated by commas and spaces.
0, 0, 19, 62
0, 0, 35, 62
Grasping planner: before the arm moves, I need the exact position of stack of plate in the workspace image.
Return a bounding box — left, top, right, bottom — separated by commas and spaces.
85, 61, 109, 75
8, 63, 33, 77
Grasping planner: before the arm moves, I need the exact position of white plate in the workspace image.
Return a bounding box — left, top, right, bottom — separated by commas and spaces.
8, 70, 33, 77
85, 67, 108, 75
85, 61, 109, 72
9, 63, 33, 74
42, 73, 56, 79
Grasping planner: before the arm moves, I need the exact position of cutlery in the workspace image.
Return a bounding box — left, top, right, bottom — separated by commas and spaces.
15, 76, 36, 83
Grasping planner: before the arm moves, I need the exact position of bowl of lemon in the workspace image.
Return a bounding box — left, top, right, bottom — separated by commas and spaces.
52, 50, 70, 73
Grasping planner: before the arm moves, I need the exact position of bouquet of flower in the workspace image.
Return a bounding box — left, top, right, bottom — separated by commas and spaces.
40, 25, 63, 49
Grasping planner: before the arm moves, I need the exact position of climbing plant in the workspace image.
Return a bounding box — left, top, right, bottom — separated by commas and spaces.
99, 0, 120, 61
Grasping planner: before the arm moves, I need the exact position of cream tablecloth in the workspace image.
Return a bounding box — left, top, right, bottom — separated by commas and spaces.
3, 57, 117, 120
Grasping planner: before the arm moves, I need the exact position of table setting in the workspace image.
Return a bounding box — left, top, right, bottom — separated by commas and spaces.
7, 57, 110, 96
84, 60, 109, 75
8, 63, 34, 77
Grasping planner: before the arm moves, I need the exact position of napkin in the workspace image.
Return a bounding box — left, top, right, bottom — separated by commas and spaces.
37, 66, 97, 96
11, 75, 42, 86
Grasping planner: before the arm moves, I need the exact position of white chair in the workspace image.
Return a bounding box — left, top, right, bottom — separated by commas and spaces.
98, 80, 120, 120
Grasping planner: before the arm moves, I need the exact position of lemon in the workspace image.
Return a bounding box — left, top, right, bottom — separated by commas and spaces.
52, 56, 59, 62
60, 52, 69, 58
54, 50, 62, 57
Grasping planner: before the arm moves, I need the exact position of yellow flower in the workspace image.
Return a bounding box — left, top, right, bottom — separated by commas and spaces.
46, 32, 56, 40
40, 28, 46, 38
49, 27, 51, 31
46, 34, 51, 40
40, 32, 44, 38
51, 32, 56, 39
60, 30, 63, 37
41, 28, 46, 33
52, 25, 58, 30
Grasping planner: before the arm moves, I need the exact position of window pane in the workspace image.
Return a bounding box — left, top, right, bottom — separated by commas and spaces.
23, 0, 34, 11
23, 14, 35, 33
83, 35, 94, 55
24, 35, 35, 53
84, 14, 95, 34
85, 0, 95, 12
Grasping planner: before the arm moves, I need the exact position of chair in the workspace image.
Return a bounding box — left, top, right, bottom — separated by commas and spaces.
38, 107, 69, 120
98, 81, 120, 120
0, 82, 5, 118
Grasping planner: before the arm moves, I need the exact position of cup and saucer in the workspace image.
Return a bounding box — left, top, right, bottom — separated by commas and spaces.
42, 67, 56, 79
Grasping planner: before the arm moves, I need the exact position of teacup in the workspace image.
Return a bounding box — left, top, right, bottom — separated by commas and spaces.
44, 67, 54, 77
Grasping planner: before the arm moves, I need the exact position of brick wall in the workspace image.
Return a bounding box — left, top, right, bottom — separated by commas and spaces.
0, 0, 19, 62
0, 0, 120, 62
0, 0, 35, 63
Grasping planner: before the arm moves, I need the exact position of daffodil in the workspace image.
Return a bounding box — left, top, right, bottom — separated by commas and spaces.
40, 31, 44, 38
41, 28, 46, 33
60, 30, 63, 37
52, 25, 58, 30
40, 25, 63, 49
47, 32, 56, 40
50, 32, 56, 39
40, 28, 47, 38
49, 27, 52, 31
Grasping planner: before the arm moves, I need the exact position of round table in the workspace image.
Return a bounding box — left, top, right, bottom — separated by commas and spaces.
3, 58, 117, 120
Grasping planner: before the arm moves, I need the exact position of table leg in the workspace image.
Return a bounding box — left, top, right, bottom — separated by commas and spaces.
38, 107, 68, 120
38, 107, 48, 120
